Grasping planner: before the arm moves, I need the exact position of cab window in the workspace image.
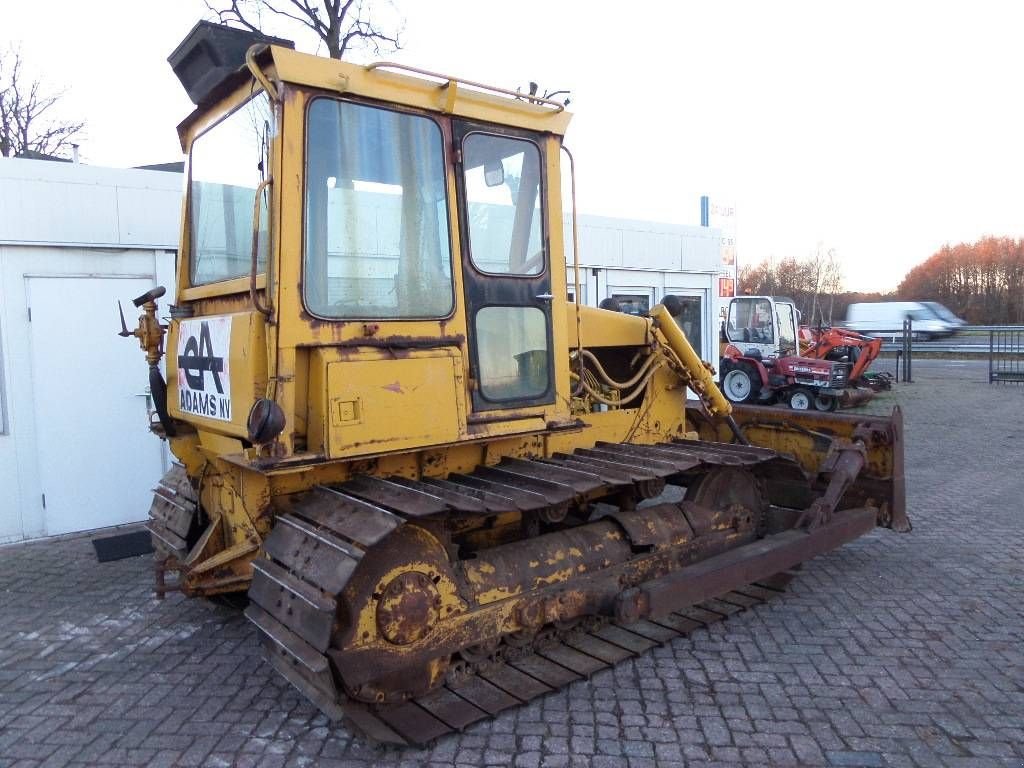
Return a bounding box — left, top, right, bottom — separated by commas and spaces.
303, 99, 454, 319
462, 134, 544, 276
727, 298, 774, 344
775, 303, 797, 354
189, 94, 272, 285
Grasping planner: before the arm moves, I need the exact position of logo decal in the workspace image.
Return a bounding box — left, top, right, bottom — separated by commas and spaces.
177, 317, 232, 421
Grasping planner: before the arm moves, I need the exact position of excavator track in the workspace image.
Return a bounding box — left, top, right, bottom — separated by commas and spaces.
244, 438, 858, 745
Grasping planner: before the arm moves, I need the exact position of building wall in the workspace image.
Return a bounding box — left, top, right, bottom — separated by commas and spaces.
0, 158, 722, 542
0, 159, 180, 543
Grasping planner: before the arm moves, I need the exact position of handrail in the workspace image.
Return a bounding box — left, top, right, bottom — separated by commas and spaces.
365, 61, 566, 113
250, 177, 273, 318
246, 45, 280, 102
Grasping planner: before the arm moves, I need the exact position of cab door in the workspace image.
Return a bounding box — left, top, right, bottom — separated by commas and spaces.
454, 122, 555, 412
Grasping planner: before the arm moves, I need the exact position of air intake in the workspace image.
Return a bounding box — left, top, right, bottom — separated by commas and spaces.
168, 20, 294, 106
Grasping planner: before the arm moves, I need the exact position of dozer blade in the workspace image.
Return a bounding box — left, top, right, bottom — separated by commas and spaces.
689, 403, 909, 532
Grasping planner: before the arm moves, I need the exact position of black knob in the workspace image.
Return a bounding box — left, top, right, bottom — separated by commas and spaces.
133, 285, 167, 307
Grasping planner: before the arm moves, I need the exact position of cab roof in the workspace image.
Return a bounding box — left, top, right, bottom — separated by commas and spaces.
177, 45, 572, 149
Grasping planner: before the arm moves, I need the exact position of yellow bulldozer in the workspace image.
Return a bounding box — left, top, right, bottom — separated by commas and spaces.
123, 21, 909, 745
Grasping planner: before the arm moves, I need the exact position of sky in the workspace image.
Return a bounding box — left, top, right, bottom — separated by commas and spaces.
4, 0, 1023, 292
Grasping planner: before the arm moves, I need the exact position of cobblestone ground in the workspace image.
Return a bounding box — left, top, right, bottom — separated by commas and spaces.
2, 360, 1022, 768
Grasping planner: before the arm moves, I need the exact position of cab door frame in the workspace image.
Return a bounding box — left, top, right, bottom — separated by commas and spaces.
453, 119, 556, 413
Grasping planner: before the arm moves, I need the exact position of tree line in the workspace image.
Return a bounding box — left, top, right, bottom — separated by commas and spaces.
740, 236, 1024, 326
897, 237, 1024, 324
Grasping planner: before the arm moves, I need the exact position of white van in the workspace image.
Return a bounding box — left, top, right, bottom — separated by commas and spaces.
844, 302, 958, 339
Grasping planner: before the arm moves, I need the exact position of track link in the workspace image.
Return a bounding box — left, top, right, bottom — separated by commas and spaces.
244, 438, 797, 744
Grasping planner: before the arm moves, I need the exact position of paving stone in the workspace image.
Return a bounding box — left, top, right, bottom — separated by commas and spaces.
1, 362, 1022, 767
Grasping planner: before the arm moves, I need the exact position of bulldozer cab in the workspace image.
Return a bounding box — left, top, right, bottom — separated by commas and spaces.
167, 41, 576, 459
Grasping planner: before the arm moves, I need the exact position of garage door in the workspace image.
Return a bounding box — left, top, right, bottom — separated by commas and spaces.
28, 276, 167, 536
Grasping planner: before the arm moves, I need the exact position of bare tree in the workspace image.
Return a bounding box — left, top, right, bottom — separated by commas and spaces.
206, 0, 402, 60
0, 48, 85, 159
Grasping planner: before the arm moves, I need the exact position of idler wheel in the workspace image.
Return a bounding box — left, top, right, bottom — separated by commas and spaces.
375, 571, 441, 645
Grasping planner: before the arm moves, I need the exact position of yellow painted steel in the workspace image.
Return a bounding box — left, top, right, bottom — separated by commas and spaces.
650, 304, 733, 419
145, 42, 867, 597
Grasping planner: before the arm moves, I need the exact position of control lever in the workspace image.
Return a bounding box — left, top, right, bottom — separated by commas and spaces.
133, 285, 166, 307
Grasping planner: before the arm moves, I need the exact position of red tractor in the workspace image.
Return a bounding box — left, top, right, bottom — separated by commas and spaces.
719, 296, 872, 411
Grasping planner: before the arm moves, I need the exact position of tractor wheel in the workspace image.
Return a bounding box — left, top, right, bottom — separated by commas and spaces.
722, 367, 757, 404
813, 393, 838, 412
788, 388, 813, 411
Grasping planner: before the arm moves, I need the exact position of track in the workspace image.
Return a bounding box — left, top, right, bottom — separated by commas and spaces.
339, 572, 797, 745
243, 438, 798, 744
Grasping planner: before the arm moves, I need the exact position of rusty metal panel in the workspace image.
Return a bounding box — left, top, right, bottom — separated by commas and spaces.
339, 701, 407, 745
477, 664, 552, 702
545, 455, 640, 486
417, 477, 520, 513
574, 446, 680, 475
700, 598, 744, 617
497, 458, 606, 494
264, 515, 359, 594
283, 487, 401, 548
473, 466, 577, 505
148, 495, 194, 539
376, 702, 451, 744
414, 687, 488, 731
608, 505, 694, 549
650, 613, 703, 635
446, 472, 551, 511
640, 509, 875, 619
385, 476, 487, 514
736, 583, 786, 601
679, 606, 726, 625
537, 643, 608, 677
324, 354, 462, 459
248, 560, 336, 652
509, 654, 581, 688
565, 633, 633, 665
597, 442, 702, 472
618, 619, 679, 644
446, 677, 519, 715
340, 475, 450, 518
717, 590, 761, 609
555, 452, 668, 497
146, 521, 187, 556
672, 437, 778, 463
592, 625, 657, 655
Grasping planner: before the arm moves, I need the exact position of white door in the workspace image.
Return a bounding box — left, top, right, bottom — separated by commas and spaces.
28, 276, 166, 536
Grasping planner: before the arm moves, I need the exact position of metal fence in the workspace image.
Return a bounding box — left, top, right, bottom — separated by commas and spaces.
989, 329, 1024, 383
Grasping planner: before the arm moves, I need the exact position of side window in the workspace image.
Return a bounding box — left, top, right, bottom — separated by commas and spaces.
475, 306, 549, 401
727, 298, 774, 344
463, 134, 544, 275
189, 93, 273, 285
776, 303, 796, 353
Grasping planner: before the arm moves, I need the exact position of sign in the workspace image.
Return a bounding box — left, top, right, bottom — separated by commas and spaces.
719, 277, 735, 297
177, 317, 232, 421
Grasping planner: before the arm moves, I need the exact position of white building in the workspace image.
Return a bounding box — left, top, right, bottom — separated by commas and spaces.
565, 213, 723, 363
0, 158, 180, 544
0, 158, 723, 543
